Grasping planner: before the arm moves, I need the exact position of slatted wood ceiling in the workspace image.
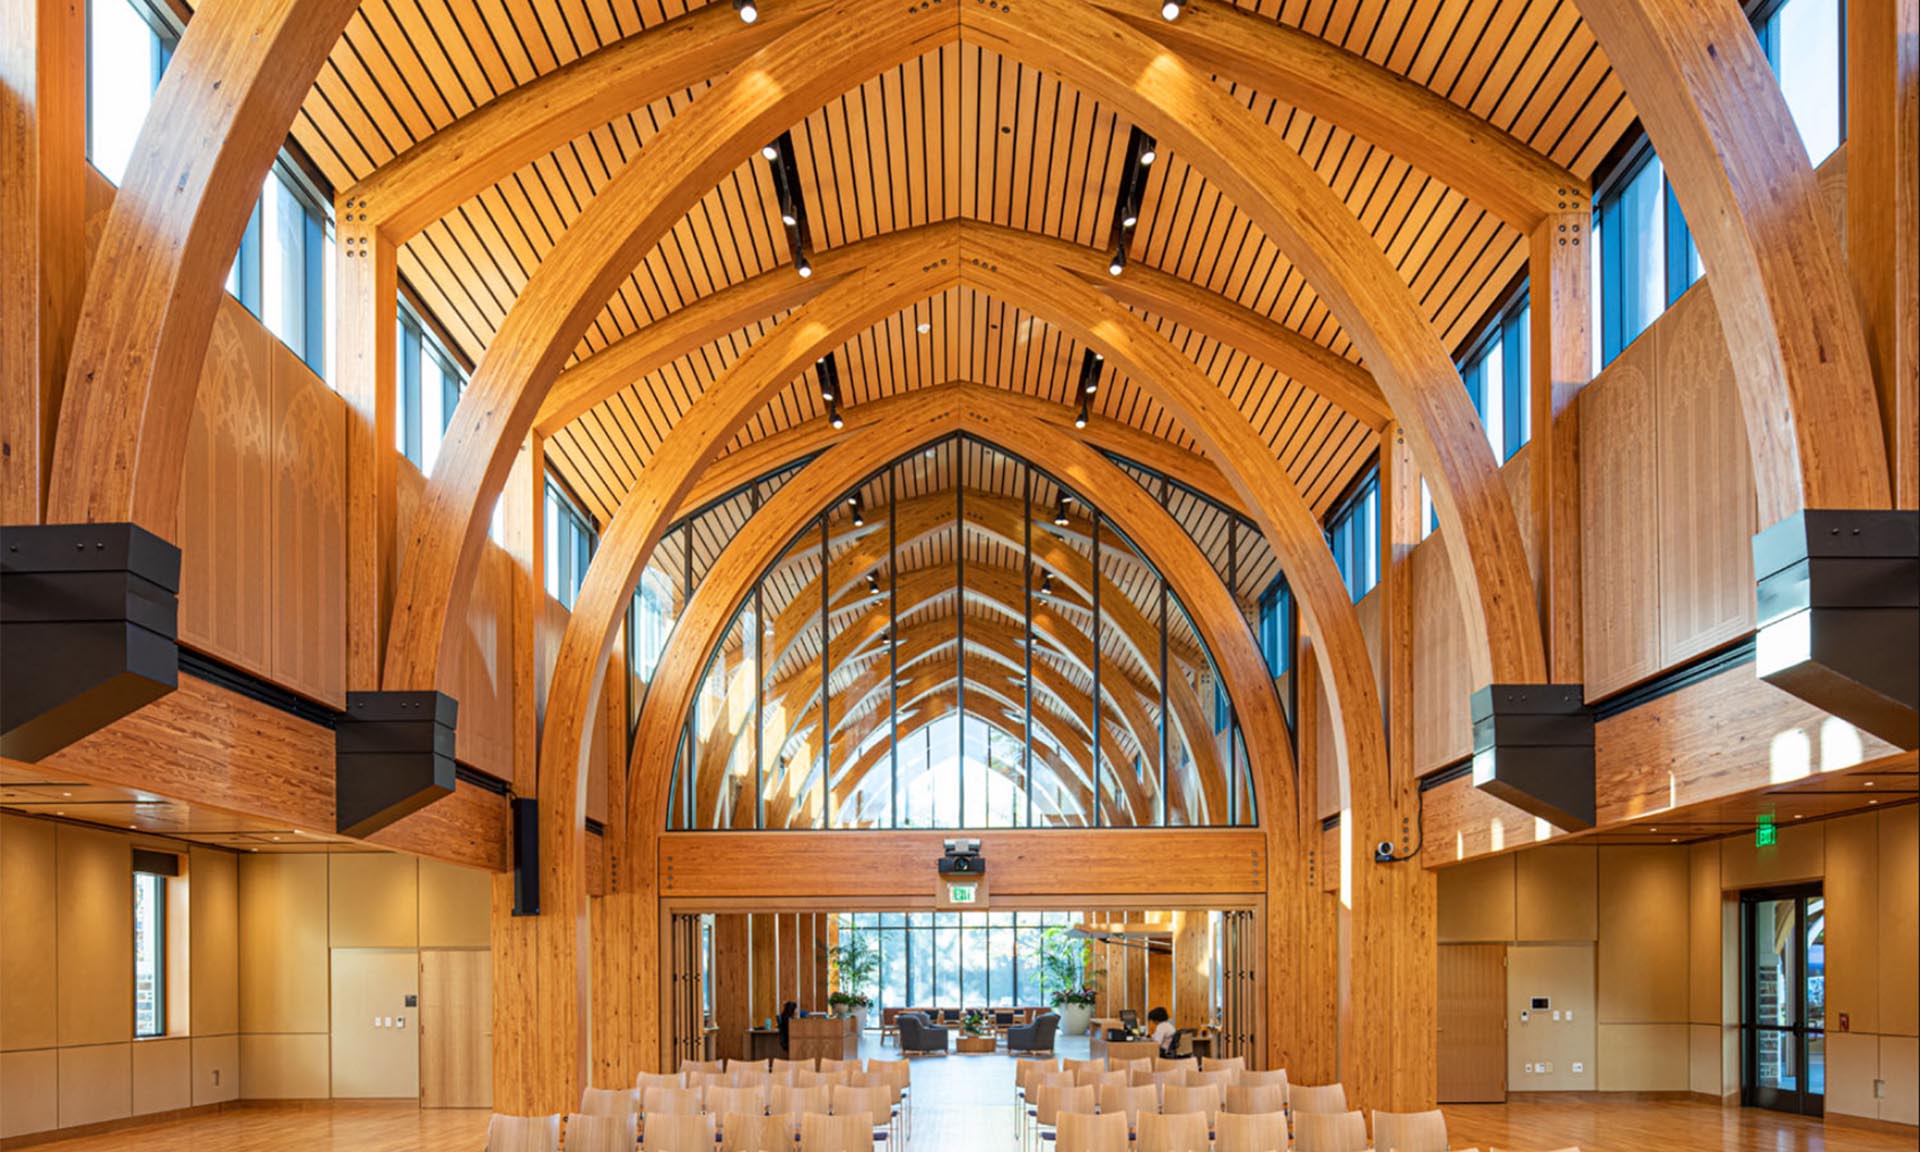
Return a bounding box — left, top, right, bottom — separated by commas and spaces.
274, 0, 1636, 525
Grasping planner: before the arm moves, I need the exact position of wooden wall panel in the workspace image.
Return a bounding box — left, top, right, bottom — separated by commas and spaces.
1578, 349, 1660, 697
56, 824, 132, 1046
1880, 804, 1919, 1037
1514, 845, 1597, 942
659, 830, 1264, 899
0, 813, 58, 1051
131, 1036, 193, 1115
1596, 847, 1690, 1025
179, 297, 274, 677
189, 846, 240, 1036
419, 857, 492, 948
750, 914, 778, 1025
1, 1050, 58, 1138
1410, 534, 1472, 774
237, 853, 330, 1034
712, 914, 750, 1063
269, 341, 348, 708
1653, 283, 1756, 668
56, 1043, 131, 1128
1435, 855, 1515, 943
777, 914, 799, 1009
1172, 910, 1209, 1029
329, 852, 419, 948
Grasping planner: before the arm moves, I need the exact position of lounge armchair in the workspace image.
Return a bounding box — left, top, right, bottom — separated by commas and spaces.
896, 1012, 950, 1056
1006, 1012, 1059, 1055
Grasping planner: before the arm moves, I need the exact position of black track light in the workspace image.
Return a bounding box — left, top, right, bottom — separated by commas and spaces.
1054, 498, 1071, 527
850, 497, 864, 527
1075, 399, 1090, 429
1139, 144, 1157, 166
733, 0, 758, 22
762, 142, 779, 161
1160, 0, 1184, 19
1040, 572, 1054, 596
796, 253, 812, 278
829, 401, 845, 430
1108, 247, 1126, 276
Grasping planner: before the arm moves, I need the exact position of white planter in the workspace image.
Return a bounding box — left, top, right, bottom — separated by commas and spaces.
1059, 1003, 1094, 1036
852, 1007, 870, 1033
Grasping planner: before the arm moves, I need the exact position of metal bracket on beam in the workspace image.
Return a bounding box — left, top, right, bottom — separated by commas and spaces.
1470, 683, 1595, 831
1754, 509, 1918, 750
335, 690, 458, 837
1, 523, 180, 761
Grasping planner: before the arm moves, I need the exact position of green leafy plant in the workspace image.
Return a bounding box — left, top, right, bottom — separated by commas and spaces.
961, 1010, 988, 1037
1034, 926, 1100, 1007
827, 926, 879, 1010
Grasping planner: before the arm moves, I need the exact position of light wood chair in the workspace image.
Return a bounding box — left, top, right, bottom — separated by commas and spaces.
1160, 1083, 1220, 1127
1142, 1069, 1184, 1100
578, 1086, 640, 1116
641, 1086, 703, 1118
800, 1110, 873, 1152
729, 1065, 774, 1088
682, 1059, 726, 1077
718, 1111, 792, 1152
1236, 1068, 1288, 1098
1211, 1111, 1288, 1152
1292, 1110, 1369, 1152
1095, 1083, 1158, 1130
564, 1113, 637, 1152
1084, 1068, 1129, 1090
1185, 1069, 1234, 1091
637, 1071, 687, 1092
1061, 1057, 1104, 1080
1029, 1083, 1095, 1151
1151, 1057, 1191, 1073
817, 1058, 864, 1075
771, 1082, 831, 1117
1199, 1055, 1246, 1075
1287, 1082, 1349, 1115
705, 1084, 770, 1119
773, 1057, 816, 1075
1109, 1057, 1153, 1075
1372, 1108, 1450, 1152
830, 1083, 895, 1147
1134, 1111, 1210, 1152
1222, 1083, 1285, 1115
486, 1114, 561, 1152
1055, 1111, 1129, 1152
640, 1111, 715, 1151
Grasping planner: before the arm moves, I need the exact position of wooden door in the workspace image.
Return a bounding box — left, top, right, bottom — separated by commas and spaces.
420, 948, 491, 1108
1437, 944, 1506, 1103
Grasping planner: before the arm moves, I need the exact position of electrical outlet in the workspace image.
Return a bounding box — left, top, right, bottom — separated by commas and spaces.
1875, 1079, 1886, 1099
1542, 1061, 1553, 1073
1572, 1062, 1584, 1073
1524, 1062, 1534, 1074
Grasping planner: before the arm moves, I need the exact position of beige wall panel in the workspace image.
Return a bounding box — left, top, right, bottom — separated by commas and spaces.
132, 1036, 193, 1115
1515, 845, 1597, 941
269, 341, 348, 708
1879, 804, 1918, 1035
419, 858, 491, 948
1652, 282, 1757, 668
1880, 1035, 1918, 1125
1826, 1031, 1882, 1120
1506, 944, 1595, 1091
192, 1033, 240, 1105
179, 297, 273, 675
1719, 820, 1824, 889
189, 847, 240, 1036
1578, 353, 1660, 696
1686, 1023, 1726, 1098
56, 1042, 131, 1128
1824, 813, 1881, 1037
1596, 847, 1689, 1024
239, 853, 329, 1034
1687, 843, 1723, 1024
1436, 855, 1515, 943
239, 1033, 330, 1099
0, 814, 58, 1051
1410, 536, 1473, 774
329, 948, 420, 1099
328, 853, 418, 948
1595, 1023, 1689, 1091
57, 824, 132, 1046
0, 1049, 58, 1137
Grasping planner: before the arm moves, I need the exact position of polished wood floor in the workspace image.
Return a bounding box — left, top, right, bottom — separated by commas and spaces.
12, 1039, 1914, 1151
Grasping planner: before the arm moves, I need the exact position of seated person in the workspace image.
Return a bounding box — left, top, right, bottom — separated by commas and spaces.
1147, 1006, 1176, 1055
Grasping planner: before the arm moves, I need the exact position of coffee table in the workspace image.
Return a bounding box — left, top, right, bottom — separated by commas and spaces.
955, 1035, 996, 1054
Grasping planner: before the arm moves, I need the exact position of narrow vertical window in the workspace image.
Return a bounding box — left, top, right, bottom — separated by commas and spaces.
132, 868, 165, 1037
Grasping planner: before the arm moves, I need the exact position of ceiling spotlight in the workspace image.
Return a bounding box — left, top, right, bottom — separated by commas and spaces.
1040, 572, 1054, 596
851, 505, 864, 527
1121, 213, 1138, 228
762, 143, 779, 161
1054, 499, 1071, 527
733, 0, 758, 22
830, 408, 845, 430
781, 210, 798, 226
796, 254, 812, 278
821, 384, 836, 403
1108, 247, 1126, 276
1139, 146, 1156, 166
1160, 0, 1184, 18
917, 321, 931, 334
1074, 400, 1089, 429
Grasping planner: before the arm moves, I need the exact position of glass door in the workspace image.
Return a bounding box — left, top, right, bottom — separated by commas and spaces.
1741, 886, 1825, 1115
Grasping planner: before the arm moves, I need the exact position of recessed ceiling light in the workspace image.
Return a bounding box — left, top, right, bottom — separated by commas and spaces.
1864, 780, 1875, 787
1869, 799, 1878, 805
916, 322, 931, 333
55, 811, 65, 816
1794, 813, 1804, 819
62, 791, 72, 797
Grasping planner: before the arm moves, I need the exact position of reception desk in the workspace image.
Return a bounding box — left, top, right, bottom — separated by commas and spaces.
789, 1014, 861, 1063
1089, 1034, 1161, 1063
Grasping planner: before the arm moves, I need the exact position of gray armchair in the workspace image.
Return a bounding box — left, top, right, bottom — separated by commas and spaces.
896, 1012, 950, 1055
1005, 1012, 1059, 1054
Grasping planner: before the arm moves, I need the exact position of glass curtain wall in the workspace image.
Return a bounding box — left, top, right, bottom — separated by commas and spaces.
668, 435, 1257, 830
844, 910, 1080, 1010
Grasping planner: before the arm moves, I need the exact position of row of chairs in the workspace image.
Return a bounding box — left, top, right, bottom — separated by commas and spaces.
1040, 1111, 1570, 1152
485, 1109, 881, 1152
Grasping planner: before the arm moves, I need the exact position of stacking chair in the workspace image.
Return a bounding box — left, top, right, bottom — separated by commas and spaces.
866, 1059, 912, 1137
640, 1086, 703, 1119
719, 1112, 794, 1152
1029, 1083, 1095, 1152
1055, 1111, 1129, 1152
818, 1057, 863, 1075
637, 1071, 687, 1092
1143, 1069, 1185, 1102
1236, 1068, 1288, 1094
1222, 1083, 1285, 1115
729, 1065, 774, 1089
1186, 1069, 1234, 1092
1151, 1056, 1190, 1073
579, 1087, 641, 1117
831, 1083, 896, 1148
1085, 1068, 1129, 1091
772, 1058, 815, 1076
1024, 1070, 1076, 1141
1134, 1111, 1210, 1152
705, 1084, 769, 1121
683, 1059, 726, 1078
1211, 1111, 1289, 1152
1111, 1057, 1153, 1076
486, 1114, 561, 1152
1288, 1082, 1349, 1115
771, 1082, 832, 1118
1061, 1058, 1103, 1081
564, 1113, 637, 1152
1160, 1084, 1220, 1129
639, 1112, 715, 1151
1096, 1083, 1158, 1133
1372, 1108, 1450, 1152
1292, 1110, 1369, 1152
1199, 1055, 1246, 1076
801, 1110, 873, 1152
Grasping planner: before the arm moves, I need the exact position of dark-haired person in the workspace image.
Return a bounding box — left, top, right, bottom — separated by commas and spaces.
1147, 1006, 1176, 1055
778, 1000, 798, 1055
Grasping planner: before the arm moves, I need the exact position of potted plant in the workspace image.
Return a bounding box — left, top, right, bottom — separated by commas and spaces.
1035, 926, 1101, 1036
960, 1010, 988, 1038
1049, 985, 1100, 1037
827, 928, 880, 1033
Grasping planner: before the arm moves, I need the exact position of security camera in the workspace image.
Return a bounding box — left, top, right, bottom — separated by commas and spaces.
1374, 840, 1397, 863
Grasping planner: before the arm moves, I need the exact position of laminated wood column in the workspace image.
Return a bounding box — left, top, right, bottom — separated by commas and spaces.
1847, 0, 1919, 509
1290, 640, 1339, 1082
1173, 911, 1210, 1031
751, 914, 779, 1026
777, 913, 800, 1011
1528, 206, 1593, 681
1343, 428, 1437, 1111
812, 915, 829, 1011
712, 913, 751, 1063
337, 228, 397, 689
0, 0, 85, 523
590, 643, 635, 1086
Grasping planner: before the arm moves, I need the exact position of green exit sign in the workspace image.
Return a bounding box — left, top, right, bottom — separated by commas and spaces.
947, 882, 977, 904
1756, 819, 1778, 847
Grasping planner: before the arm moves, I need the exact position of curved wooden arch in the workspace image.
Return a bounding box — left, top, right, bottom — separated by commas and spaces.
532, 222, 1387, 435
45, 0, 363, 526
611, 390, 1307, 1079
1573, 0, 1889, 519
